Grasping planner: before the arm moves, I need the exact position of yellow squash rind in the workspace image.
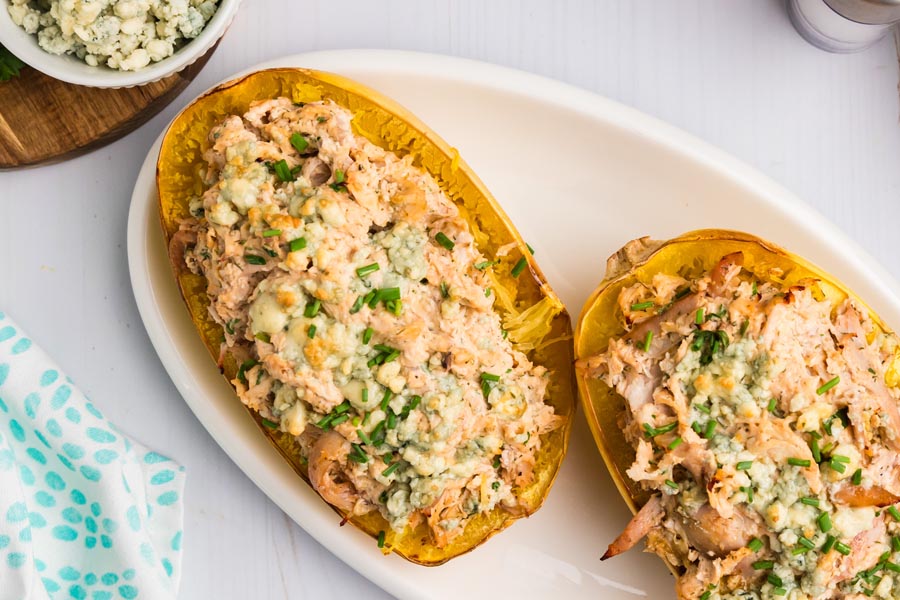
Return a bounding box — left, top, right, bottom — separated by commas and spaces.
157, 68, 575, 565
574, 229, 896, 516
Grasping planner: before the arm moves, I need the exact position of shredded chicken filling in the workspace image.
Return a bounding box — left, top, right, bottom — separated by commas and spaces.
579, 253, 900, 600
175, 98, 561, 546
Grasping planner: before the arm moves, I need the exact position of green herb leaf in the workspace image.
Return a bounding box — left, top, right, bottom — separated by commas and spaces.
290, 132, 309, 154
435, 232, 455, 250
817, 376, 840, 395
0, 45, 25, 82
511, 257, 528, 278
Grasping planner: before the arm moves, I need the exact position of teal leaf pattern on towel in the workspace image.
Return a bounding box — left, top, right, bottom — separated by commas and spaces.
0, 314, 185, 599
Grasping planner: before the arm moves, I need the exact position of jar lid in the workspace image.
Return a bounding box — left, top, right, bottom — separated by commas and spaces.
825, 0, 900, 24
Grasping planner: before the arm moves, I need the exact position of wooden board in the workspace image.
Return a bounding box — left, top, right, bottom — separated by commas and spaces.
0, 46, 216, 169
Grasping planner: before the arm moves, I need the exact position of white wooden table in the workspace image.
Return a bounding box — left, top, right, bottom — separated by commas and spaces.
2, 1, 899, 598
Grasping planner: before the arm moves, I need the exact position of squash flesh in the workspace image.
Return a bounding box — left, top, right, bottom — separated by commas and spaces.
156, 68, 575, 565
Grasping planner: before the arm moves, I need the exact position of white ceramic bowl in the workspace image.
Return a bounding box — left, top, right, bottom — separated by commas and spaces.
0, 0, 241, 88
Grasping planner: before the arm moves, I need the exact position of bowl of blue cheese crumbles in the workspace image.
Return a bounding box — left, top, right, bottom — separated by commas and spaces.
0, 0, 241, 87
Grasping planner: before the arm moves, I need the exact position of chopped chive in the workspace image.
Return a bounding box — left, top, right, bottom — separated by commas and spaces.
387, 299, 403, 316
752, 281, 759, 296
893, 536, 900, 552
501, 329, 508, 339
748, 538, 763, 552
244, 253, 266, 265
752, 560, 774, 570
356, 263, 380, 277
380, 390, 392, 411
667, 437, 683, 450
362, 388, 369, 404
290, 132, 309, 154
834, 541, 851, 556
699, 592, 712, 600
352, 297, 366, 318
664, 479, 679, 490
236, 359, 259, 384
304, 299, 321, 318
381, 462, 401, 477
400, 395, 422, 420
492, 481, 501, 491
273, 159, 295, 182
695, 308, 705, 324
386, 410, 397, 430
691, 421, 703, 436
330, 414, 349, 427
799, 537, 815, 549
695, 403, 711, 415
655, 422, 677, 435
888, 506, 900, 522
440, 281, 450, 299
767, 398, 777, 413
377, 530, 385, 548
736, 461, 753, 471
481, 372, 501, 382
773, 588, 786, 597
800, 497, 820, 507
493, 455, 501, 469
818, 512, 832, 532
364, 290, 378, 308
261, 418, 278, 429
526, 243, 535, 255
474, 260, 496, 270
379, 287, 401, 302
333, 402, 351, 414
307, 325, 317, 338
643, 421, 677, 437
383, 350, 400, 363
810, 437, 822, 463
334, 169, 345, 184
704, 420, 717, 439
286, 238, 306, 253
225, 318, 240, 335
788, 457, 811, 468
362, 412, 371, 426
435, 232, 455, 250
767, 573, 783, 587
511, 257, 528, 278
850, 468, 862, 484
821, 441, 836, 455
262, 228, 282, 237
740, 485, 754, 502
885, 561, 900, 573
357, 429, 372, 446
362, 327, 373, 344
317, 116, 327, 123
831, 454, 851, 463
370, 420, 385, 444
631, 301, 655, 311
822, 535, 836, 553
255, 332, 271, 343
829, 459, 847, 474
642, 330, 653, 352
817, 376, 840, 395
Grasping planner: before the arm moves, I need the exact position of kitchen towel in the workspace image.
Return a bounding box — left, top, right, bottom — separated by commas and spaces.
0, 312, 185, 600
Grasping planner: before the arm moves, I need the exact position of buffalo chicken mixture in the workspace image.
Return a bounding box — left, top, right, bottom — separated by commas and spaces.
578, 252, 900, 599
172, 98, 562, 546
